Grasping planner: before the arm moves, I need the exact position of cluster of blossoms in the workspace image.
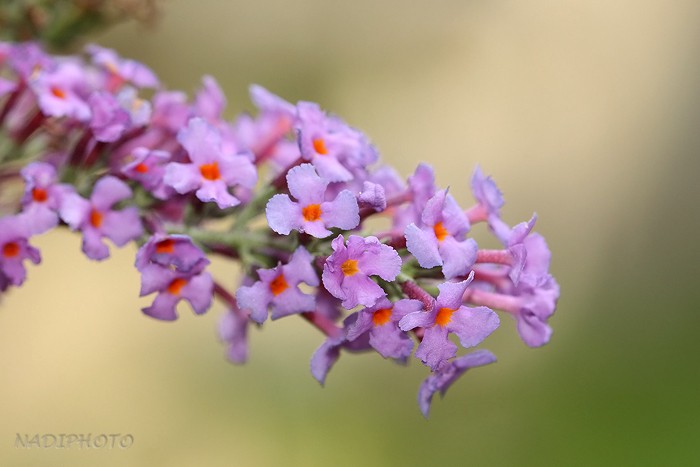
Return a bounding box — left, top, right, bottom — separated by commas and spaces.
0, 41, 559, 417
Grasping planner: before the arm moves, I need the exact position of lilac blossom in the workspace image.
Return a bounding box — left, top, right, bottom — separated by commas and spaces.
233, 85, 297, 168
392, 163, 437, 230
236, 247, 319, 323
0, 77, 16, 97
512, 276, 559, 347
233, 111, 299, 170
266, 163, 359, 238
135, 234, 209, 275
5, 42, 51, 80
195, 75, 227, 122
473, 274, 559, 348
20, 161, 70, 234
136, 234, 213, 321
121, 147, 172, 199
490, 215, 551, 290
250, 84, 296, 117
346, 297, 422, 360
88, 91, 131, 142
296, 101, 378, 182
322, 235, 402, 309
86, 44, 159, 90
164, 117, 257, 209
357, 181, 387, 212
310, 314, 371, 385
399, 275, 500, 371
30, 61, 91, 121
150, 90, 191, 132
314, 286, 343, 322
219, 305, 250, 364
116, 86, 152, 127
0, 214, 41, 287
0, 41, 561, 416
140, 265, 214, 321
59, 176, 143, 260
405, 189, 477, 279
369, 165, 406, 201
418, 350, 497, 418
468, 165, 504, 223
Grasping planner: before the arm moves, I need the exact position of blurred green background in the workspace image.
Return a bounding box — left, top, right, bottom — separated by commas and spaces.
2, 1, 699, 465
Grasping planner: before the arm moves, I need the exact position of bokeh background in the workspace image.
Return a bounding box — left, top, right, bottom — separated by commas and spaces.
2, 1, 699, 465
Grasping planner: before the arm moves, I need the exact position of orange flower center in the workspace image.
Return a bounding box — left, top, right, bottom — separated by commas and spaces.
32, 187, 48, 202
435, 307, 455, 327
269, 274, 289, 296
199, 162, 221, 181
135, 162, 149, 174
302, 204, 322, 222
2, 242, 20, 258
433, 221, 448, 242
167, 278, 188, 295
89, 210, 103, 228
106, 62, 119, 75
312, 138, 328, 155
132, 98, 145, 112
372, 308, 393, 326
50, 86, 66, 99
155, 239, 175, 254
341, 259, 359, 276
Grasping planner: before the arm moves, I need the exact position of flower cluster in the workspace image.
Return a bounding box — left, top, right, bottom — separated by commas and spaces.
0, 41, 559, 417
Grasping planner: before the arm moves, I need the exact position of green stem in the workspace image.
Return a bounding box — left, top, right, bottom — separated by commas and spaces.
231, 185, 277, 231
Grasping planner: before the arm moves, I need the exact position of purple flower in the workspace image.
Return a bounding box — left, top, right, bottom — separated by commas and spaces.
266, 163, 359, 238
466, 269, 559, 348
0, 77, 16, 97
408, 163, 437, 213
469, 166, 504, 223
5, 42, 52, 81
195, 75, 227, 122
392, 163, 437, 230
296, 101, 378, 182
310, 314, 371, 385
405, 189, 477, 279
513, 276, 559, 347
232, 112, 298, 170
369, 165, 406, 200
357, 181, 387, 212
88, 91, 131, 142
219, 305, 250, 364
135, 234, 209, 276
488, 214, 551, 289
116, 86, 152, 128
418, 350, 497, 418
0, 214, 41, 287
135, 233, 213, 321
314, 286, 344, 322
322, 235, 402, 309
232, 85, 296, 167
30, 61, 91, 121
121, 147, 172, 199
86, 44, 159, 90
59, 176, 143, 260
399, 275, 500, 371
151, 90, 191, 132
140, 265, 214, 321
236, 247, 319, 324
164, 118, 257, 209
346, 297, 422, 360
20, 162, 70, 234
250, 84, 296, 117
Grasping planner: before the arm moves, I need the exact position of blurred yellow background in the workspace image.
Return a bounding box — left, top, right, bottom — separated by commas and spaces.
2, 1, 699, 465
